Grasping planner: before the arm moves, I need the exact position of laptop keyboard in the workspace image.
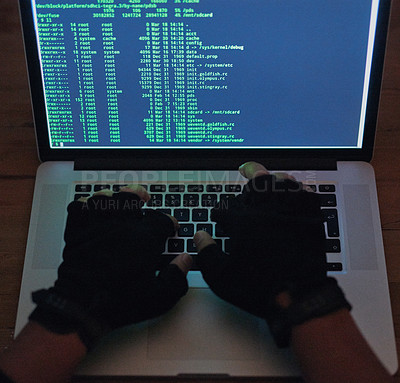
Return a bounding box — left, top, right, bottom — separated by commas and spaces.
74, 182, 343, 273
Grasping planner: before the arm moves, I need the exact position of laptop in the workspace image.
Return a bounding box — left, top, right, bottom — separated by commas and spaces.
16, 0, 397, 377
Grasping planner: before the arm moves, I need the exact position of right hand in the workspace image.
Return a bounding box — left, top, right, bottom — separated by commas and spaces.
194, 161, 328, 318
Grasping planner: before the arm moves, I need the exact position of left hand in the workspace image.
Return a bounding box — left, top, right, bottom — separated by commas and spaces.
30, 186, 192, 348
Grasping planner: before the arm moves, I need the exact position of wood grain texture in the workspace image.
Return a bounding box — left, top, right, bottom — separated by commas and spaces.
0, 0, 399, 381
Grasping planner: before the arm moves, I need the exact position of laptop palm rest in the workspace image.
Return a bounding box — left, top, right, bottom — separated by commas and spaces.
76, 287, 299, 376
147, 288, 262, 361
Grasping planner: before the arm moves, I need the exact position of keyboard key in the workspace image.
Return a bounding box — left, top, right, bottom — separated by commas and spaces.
187, 239, 197, 253
214, 239, 223, 250
303, 184, 317, 192
225, 238, 232, 254
75, 184, 91, 192
325, 239, 341, 253
206, 184, 223, 192
220, 194, 235, 205
319, 184, 336, 193
322, 209, 340, 237
190, 254, 200, 271
165, 194, 181, 207
188, 185, 203, 192
168, 238, 184, 253
174, 209, 190, 222
192, 209, 208, 222
215, 223, 227, 237
113, 184, 147, 192
183, 194, 199, 207
74, 193, 90, 200
159, 253, 201, 271
225, 184, 241, 192
319, 194, 337, 207
94, 184, 111, 192
169, 184, 185, 192
190, 256, 201, 270
196, 224, 213, 236
150, 184, 166, 192
147, 194, 163, 207
202, 194, 217, 207
156, 208, 172, 215
112, 184, 127, 192
178, 224, 194, 237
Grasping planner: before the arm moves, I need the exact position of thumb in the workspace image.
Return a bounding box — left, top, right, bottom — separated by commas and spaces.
170, 253, 193, 275
238, 161, 269, 180
144, 258, 191, 317
194, 230, 216, 253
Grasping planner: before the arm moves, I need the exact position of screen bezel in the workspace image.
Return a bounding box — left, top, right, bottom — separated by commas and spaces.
18, 0, 391, 164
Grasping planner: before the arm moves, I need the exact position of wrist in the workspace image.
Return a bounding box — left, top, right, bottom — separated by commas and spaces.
29, 289, 111, 349
0, 322, 86, 383
267, 278, 352, 348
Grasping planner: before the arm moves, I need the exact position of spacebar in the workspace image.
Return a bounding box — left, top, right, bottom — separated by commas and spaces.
158, 255, 200, 271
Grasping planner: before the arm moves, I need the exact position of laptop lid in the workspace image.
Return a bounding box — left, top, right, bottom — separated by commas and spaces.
18, 0, 391, 166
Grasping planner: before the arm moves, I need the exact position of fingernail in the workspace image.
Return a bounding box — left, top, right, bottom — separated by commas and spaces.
194, 230, 215, 252
172, 253, 193, 274
180, 253, 193, 269
194, 230, 206, 244
238, 162, 247, 173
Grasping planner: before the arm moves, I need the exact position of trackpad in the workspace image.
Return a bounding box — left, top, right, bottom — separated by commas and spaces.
147, 288, 263, 360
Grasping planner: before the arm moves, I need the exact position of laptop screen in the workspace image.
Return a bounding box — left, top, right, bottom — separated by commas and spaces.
29, 0, 380, 150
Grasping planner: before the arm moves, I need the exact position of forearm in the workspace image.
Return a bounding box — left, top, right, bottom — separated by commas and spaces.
291, 309, 394, 383
0, 322, 87, 383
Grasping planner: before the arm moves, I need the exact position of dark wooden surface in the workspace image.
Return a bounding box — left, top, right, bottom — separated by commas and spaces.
0, 0, 399, 381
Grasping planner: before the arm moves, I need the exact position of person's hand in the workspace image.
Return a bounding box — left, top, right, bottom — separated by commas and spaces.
29, 186, 192, 348
194, 161, 327, 313
194, 161, 350, 347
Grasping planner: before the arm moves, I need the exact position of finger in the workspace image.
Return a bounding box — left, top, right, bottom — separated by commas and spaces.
303, 184, 316, 192
273, 172, 303, 192
273, 172, 297, 182
273, 173, 315, 192
238, 161, 269, 180
93, 188, 114, 197
194, 230, 217, 253
196, 241, 233, 293
125, 263, 189, 324
120, 184, 150, 203
166, 214, 179, 232
141, 210, 176, 239
170, 253, 193, 275
152, 263, 189, 309
77, 196, 89, 203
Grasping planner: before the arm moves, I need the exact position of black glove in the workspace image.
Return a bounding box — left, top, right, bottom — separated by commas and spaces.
198, 174, 350, 347
30, 192, 189, 348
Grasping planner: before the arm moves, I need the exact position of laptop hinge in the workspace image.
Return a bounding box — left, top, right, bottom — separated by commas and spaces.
74, 158, 337, 171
